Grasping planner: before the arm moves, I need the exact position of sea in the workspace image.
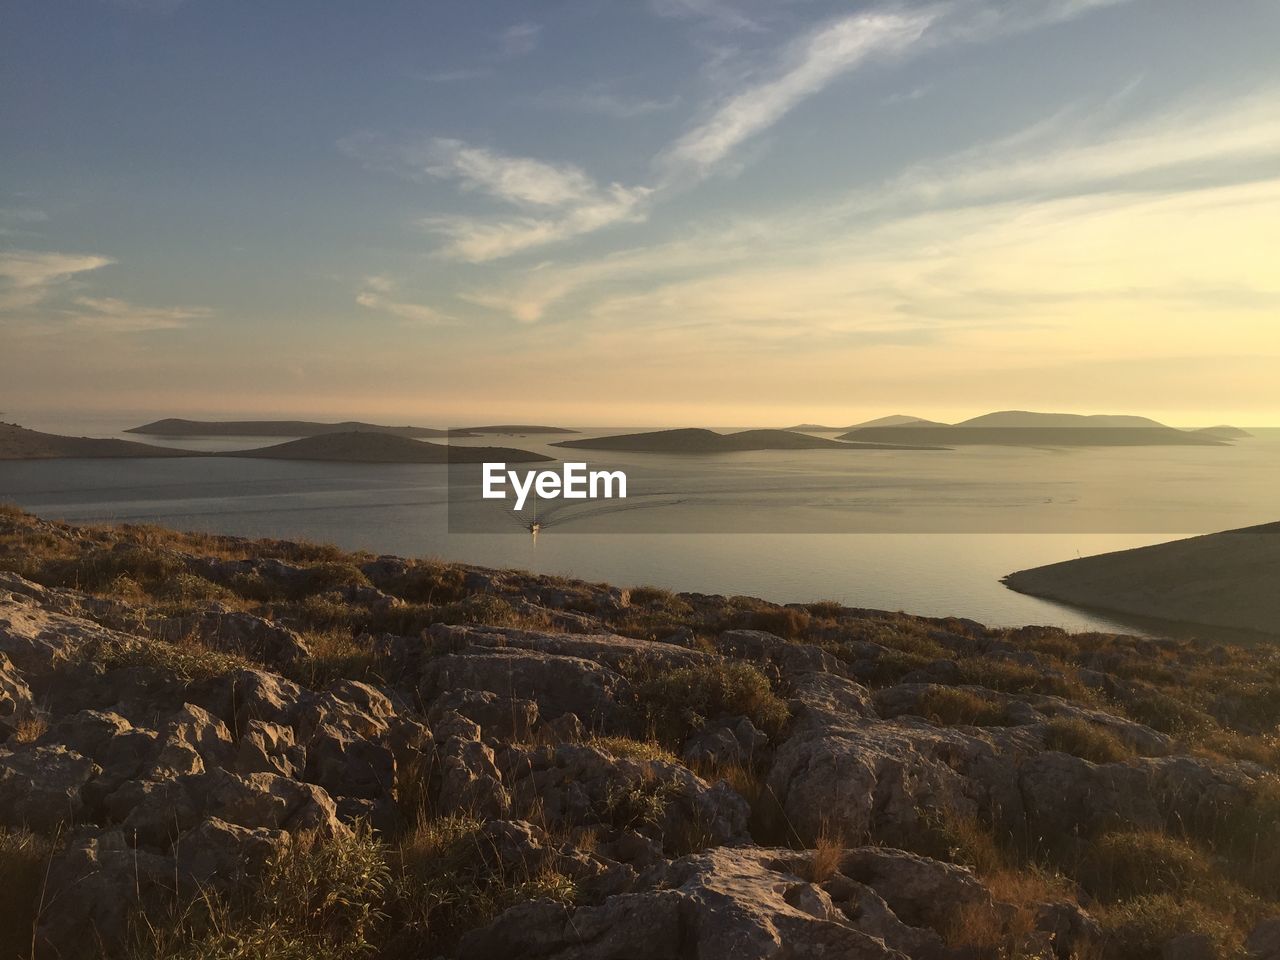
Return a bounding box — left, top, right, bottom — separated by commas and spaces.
3, 411, 1278, 640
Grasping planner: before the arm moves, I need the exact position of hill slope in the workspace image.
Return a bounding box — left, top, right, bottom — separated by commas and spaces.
1004, 522, 1280, 635
0, 422, 199, 460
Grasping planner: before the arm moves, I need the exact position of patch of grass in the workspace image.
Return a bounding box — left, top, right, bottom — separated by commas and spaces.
287, 631, 383, 688
587, 736, 681, 765
628, 659, 789, 747
1122, 689, 1215, 736
917, 687, 1012, 727
1079, 831, 1212, 903
84, 633, 251, 683
376, 561, 468, 605
1095, 895, 1241, 960
387, 813, 576, 955
958, 657, 1091, 701
1194, 730, 1280, 770
0, 828, 52, 960
130, 829, 390, 960
1043, 718, 1134, 764
1200, 775, 1280, 899
601, 774, 680, 832
736, 605, 812, 640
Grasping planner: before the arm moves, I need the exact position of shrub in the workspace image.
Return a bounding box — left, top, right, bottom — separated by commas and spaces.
1043, 718, 1134, 764
1080, 831, 1211, 902
630, 660, 789, 746
917, 687, 1011, 727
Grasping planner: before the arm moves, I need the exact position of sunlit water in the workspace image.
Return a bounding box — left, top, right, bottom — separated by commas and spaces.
3, 412, 1277, 638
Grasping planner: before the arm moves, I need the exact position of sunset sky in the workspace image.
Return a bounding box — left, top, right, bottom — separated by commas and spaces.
2, 0, 1278, 427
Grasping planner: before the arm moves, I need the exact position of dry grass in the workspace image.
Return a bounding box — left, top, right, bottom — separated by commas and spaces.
587, 736, 681, 765
803, 829, 844, 883
917, 687, 1012, 727
1042, 718, 1134, 764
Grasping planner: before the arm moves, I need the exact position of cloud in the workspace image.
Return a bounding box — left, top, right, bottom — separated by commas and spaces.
70, 297, 208, 333
0, 250, 208, 333
418, 67, 493, 84
657, 11, 937, 184
424, 140, 601, 208
650, 0, 764, 32
356, 276, 451, 325
533, 90, 682, 119
839, 89, 1280, 218
0, 250, 114, 311
500, 22, 541, 58
422, 183, 653, 263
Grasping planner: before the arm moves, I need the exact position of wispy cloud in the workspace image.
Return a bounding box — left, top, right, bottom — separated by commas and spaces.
356, 275, 451, 325
423, 140, 601, 208
658, 11, 937, 184
0, 250, 113, 310
532, 90, 682, 119
422, 184, 653, 263
70, 296, 207, 333
500, 22, 541, 58
0, 249, 207, 333
417, 67, 493, 84
650, 0, 765, 32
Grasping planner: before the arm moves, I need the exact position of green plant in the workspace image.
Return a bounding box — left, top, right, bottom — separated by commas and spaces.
1096, 894, 1239, 960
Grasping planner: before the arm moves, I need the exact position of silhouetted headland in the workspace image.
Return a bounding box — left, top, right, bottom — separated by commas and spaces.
1004, 521, 1280, 636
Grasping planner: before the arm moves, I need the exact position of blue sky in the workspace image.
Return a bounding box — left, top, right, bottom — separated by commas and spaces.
2, 0, 1278, 425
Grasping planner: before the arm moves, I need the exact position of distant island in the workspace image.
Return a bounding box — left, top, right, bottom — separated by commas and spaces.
553, 427, 946, 453
0, 423, 550, 464
837, 411, 1236, 446
126, 419, 578, 438
226, 432, 553, 464
126, 418, 458, 438
1004, 521, 1280, 636
785, 414, 940, 432
458, 424, 578, 435
1196, 425, 1253, 440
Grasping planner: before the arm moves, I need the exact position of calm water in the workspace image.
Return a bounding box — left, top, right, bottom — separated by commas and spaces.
3, 412, 1278, 637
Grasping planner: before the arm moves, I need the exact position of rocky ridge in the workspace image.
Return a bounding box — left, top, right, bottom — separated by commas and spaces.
1, 506, 1279, 959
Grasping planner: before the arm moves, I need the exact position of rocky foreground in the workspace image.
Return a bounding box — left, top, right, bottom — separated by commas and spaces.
2, 507, 1280, 959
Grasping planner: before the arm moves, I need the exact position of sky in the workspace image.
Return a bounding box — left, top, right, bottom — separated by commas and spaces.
2, 0, 1278, 428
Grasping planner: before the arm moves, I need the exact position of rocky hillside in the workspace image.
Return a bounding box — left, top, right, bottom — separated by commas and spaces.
2, 505, 1279, 960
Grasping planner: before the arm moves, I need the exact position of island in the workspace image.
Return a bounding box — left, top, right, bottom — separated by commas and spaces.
552, 427, 947, 453
225, 432, 553, 464
126, 418, 460, 438
0, 422, 551, 464
456, 425, 578, 435
1003, 521, 1280, 636
784, 415, 941, 432
838, 410, 1232, 446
